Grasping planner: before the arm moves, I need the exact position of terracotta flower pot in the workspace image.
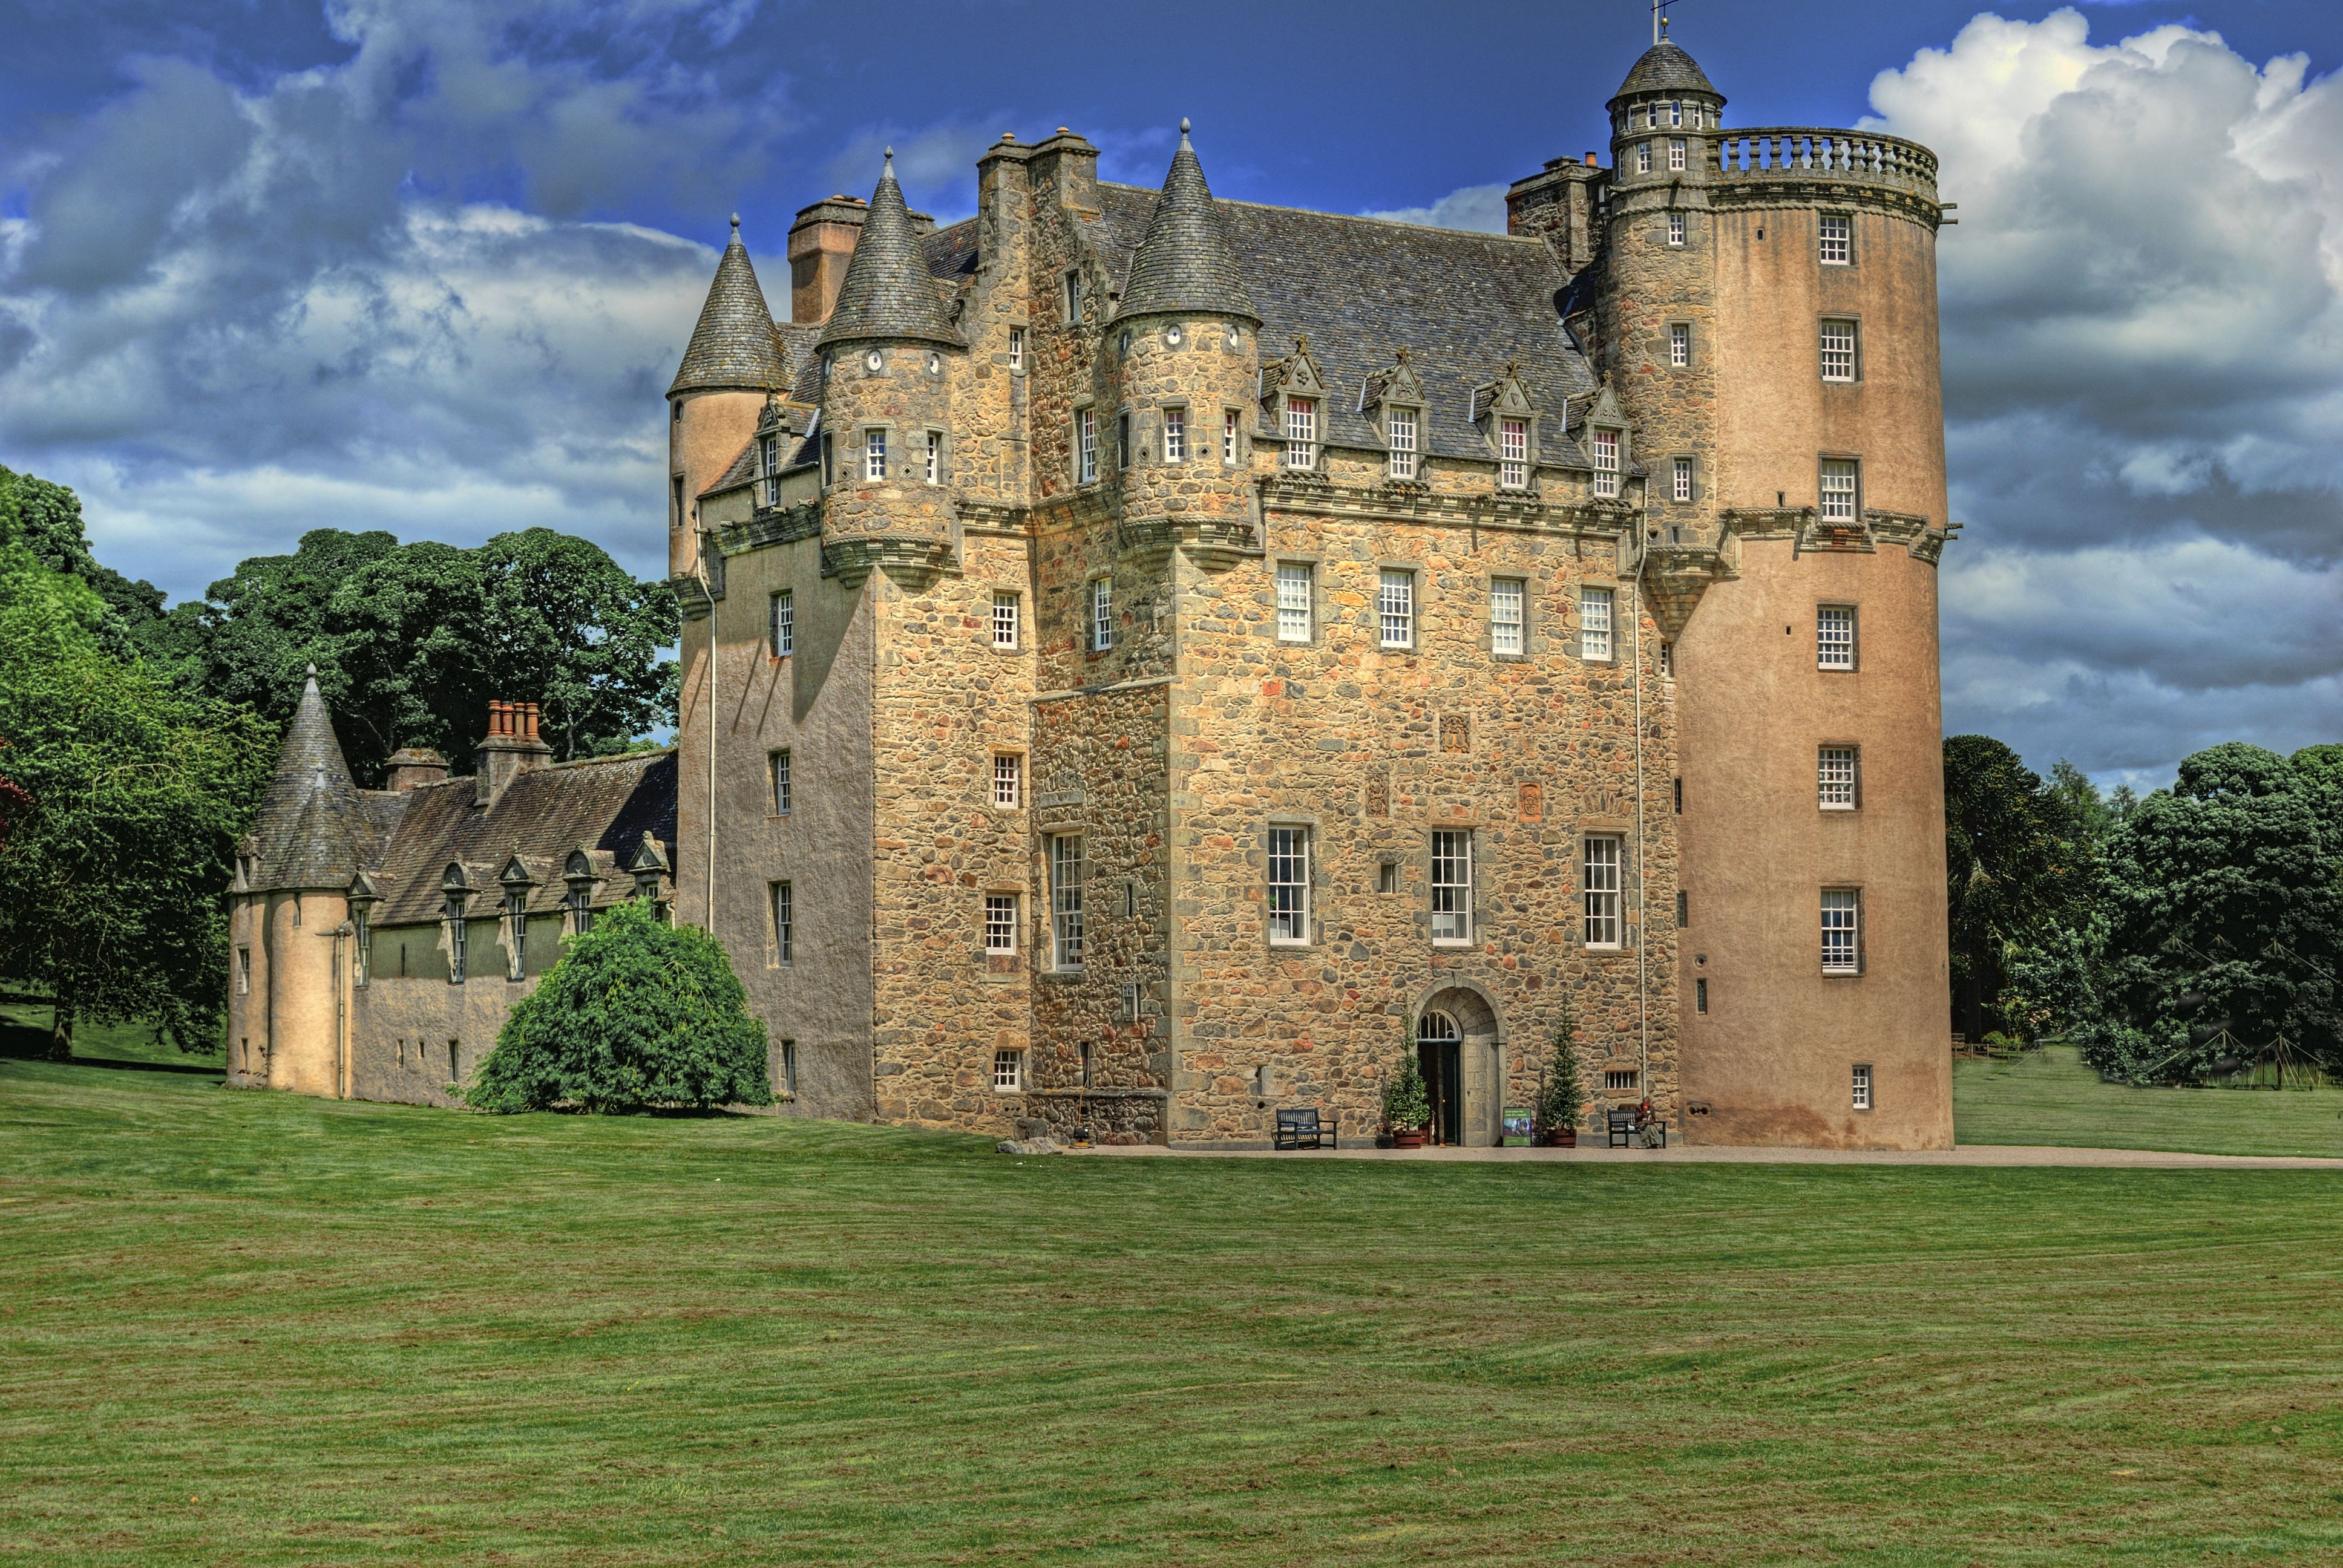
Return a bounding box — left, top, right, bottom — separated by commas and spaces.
1392, 1129, 1427, 1150
1556, 1128, 1577, 1148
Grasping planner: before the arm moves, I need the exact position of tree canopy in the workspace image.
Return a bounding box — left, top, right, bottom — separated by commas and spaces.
1943, 736, 2092, 1043
145, 526, 677, 786
0, 539, 271, 1057
466, 899, 770, 1114
0, 464, 165, 652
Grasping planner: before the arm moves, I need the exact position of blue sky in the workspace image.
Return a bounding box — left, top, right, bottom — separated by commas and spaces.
2, 0, 2339, 788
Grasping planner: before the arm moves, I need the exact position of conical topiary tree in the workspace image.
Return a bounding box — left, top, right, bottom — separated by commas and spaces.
1538, 996, 1587, 1138
465, 897, 772, 1114
1383, 1021, 1431, 1133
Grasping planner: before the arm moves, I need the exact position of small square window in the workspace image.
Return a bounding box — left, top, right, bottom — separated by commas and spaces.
1008, 327, 1025, 372
1163, 405, 1185, 463
1668, 322, 1689, 367
863, 428, 887, 482
994, 1049, 1024, 1092
1671, 457, 1693, 503
1276, 563, 1312, 643
1667, 211, 1685, 246
1819, 213, 1852, 265
1604, 1068, 1639, 1092
1852, 1062, 1874, 1110
1377, 861, 1400, 894
992, 590, 1020, 650
993, 753, 1021, 810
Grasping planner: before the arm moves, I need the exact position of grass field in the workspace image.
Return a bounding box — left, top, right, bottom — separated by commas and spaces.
1955, 1044, 2343, 1159
5, 1050, 2343, 1565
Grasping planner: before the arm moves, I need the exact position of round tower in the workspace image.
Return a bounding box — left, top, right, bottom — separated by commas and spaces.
668, 215, 790, 580
813, 152, 965, 584
1107, 121, 1262, 567
1600, 33, 1958, 1148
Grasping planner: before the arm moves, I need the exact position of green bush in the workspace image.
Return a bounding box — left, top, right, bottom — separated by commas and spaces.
465, 898, 771, 1114
1383, 1026, 1430, 1133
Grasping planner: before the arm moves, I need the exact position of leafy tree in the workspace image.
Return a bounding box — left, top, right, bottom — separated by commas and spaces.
465, 899, 770, 1114
1944, 736, 2091, 1041
0, 465, 165, 650
2082, 743, 2343, 1082
1538, 1002, 1587, 1137
1382, 1024, 1431, 1133
0, 542, 270, 1058
148, 527, 677, 786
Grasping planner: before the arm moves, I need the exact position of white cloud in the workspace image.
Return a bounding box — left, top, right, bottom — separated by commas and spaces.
1360, 182, 1508, 234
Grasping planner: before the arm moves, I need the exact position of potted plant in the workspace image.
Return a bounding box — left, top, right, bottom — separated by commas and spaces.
1538, 1005, 1585, 1148
1384, 1030, 1432, 1150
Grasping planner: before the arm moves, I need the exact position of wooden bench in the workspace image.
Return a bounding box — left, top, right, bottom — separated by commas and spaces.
1607, 1109, 1668, 1149
1273, 1107, 1339, 1151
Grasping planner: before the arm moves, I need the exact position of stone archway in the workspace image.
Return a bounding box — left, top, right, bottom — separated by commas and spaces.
1417, 985, 1502, 1148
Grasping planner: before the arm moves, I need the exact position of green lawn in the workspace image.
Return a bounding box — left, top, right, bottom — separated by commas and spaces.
5, 1054, 2343, 1565
1956, 1044, 2343, 1158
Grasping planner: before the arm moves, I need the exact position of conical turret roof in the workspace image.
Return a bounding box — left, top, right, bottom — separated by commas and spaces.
1115, 122, 1257, 325
817, 154, 962, 349
668, 217, 791, 396
1610, 39, 1721, 106
249, 668, 365, 891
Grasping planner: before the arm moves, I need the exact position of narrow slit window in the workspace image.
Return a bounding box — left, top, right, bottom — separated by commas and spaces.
1008, 326, 1025, 371
770, 750, 791, 815
1091, 577, 1113, 652
925, 430, 942, 485
1063, 270, 1081, 321
1669, 322, 1689, 367
1222, 408, 1239, 465
1116, 411, 1131, 471
771, 881, 793, 965
781, 1039, 798, 1096
1078, 409, 1097, 483
1050, 835, 1085, 970
770, 590, 793, 657
1387, 406, 1417, 480
1276, 563, 1312, 643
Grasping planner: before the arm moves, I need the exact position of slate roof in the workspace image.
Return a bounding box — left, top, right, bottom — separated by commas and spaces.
1094, 184, 1599, 466
364, 751, 679, 926
669, 218, 791, 396
1612, 40, 1720, 103
1113, 125, 1257, 324
247, 673, 369, 891
818, 155, 963, 350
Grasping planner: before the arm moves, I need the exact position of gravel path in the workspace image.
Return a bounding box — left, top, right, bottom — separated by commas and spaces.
1082, 1141, 2343, 1170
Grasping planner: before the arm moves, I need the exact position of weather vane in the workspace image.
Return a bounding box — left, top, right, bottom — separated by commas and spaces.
1651, 0, 1677, 44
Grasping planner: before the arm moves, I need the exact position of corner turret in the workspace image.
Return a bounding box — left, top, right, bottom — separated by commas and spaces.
669, 216, 789, 580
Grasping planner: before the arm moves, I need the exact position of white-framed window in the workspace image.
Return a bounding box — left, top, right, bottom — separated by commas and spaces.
925, 430, 942, 485
1604, 1068, 1639, 1092
1378, 569, 1415, 648
780, 1039, 798, 1097
1819, 745, 1858, 809
985, 893, 1018, 954
236, 947, 250, 995
1490, 578, 1525, 656
991, 590, 1020, 650
1671, 457, 1693, 503
1078, 409, 1097, 483
1818, 604, 1857, 670
1050, 834, 1084, 970
1823, 889, 1861, 973
759, 434, 780, 506
770, 750, 791, 815
1267, 826, 1309, 944
1430, 829, 1472, 942
1223, 408, 1240, 465
1163, 406, 1185, 463
1669, 322, 1689, 367
1636, 142, 1653, 174
1820, 457, 1859, 522
1668, 100, 1683, 127
770, 881, 793, 965
447, 895, 467, 983
1821, 319, 1858, 383
1283, 396, 1318, 469
992, 753, 1021, 810
994, 1049, 1024, 1092
1276, 563, 1312, 643
1580, 585, 1615, 662
1499, 417, 1529, 489
1592, 428, 1620, 497
1090, 577, 1113, 652
1667, 211, 1686, 247
1669, 139, 1686, 172
1852, 1062, 1873, 1110
770, 590, 793, 657
1386, 405, 1417, 479
1819, 212, 1852, 265
1063, 270, 1081, 322
862, 428, 887, 482
1008, 326, 1025, 372
1583, 835, 1623, 947
1116, 411, 1131, 471
503, 891, 530, 981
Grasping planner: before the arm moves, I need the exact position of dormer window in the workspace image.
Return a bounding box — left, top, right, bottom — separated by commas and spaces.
1283, 396, 1317, 469
1499, 418, 1529, 490
1593, 428, 1621, 498
759, 434, 779, 505
1386, 406, 1418, 480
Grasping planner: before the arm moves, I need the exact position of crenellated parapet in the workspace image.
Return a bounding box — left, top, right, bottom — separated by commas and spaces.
1712, 129, 1944, 227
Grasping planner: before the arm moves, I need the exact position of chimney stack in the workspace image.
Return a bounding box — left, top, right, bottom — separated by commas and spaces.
474, 699, 554, 806
788, 195, 868, 327
384, 747, 450, 791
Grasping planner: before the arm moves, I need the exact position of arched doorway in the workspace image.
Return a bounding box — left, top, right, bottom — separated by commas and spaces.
1417, 988, 1502, 1146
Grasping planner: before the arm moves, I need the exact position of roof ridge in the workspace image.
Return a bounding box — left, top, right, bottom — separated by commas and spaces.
1101, 181, 1547, 244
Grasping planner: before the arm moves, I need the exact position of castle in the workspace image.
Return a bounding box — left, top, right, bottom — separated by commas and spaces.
229, 33, 1957, 1149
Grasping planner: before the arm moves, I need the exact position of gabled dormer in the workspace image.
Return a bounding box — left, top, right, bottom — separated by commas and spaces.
1362, 347, 1427, 483
1573, 382, 1633, 500
1260, 335, 1325, 472
1472, 361, 1539, 492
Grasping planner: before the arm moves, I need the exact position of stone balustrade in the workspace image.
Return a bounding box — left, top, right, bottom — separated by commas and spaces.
1714, 128, 1939, 204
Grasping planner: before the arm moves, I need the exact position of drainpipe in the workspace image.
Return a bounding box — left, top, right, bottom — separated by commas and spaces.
696, 524, 718, 933
1631, 538, 1650, 1093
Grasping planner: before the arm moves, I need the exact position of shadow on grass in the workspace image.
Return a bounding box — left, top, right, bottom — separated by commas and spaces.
0, 1015, 224, 1077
